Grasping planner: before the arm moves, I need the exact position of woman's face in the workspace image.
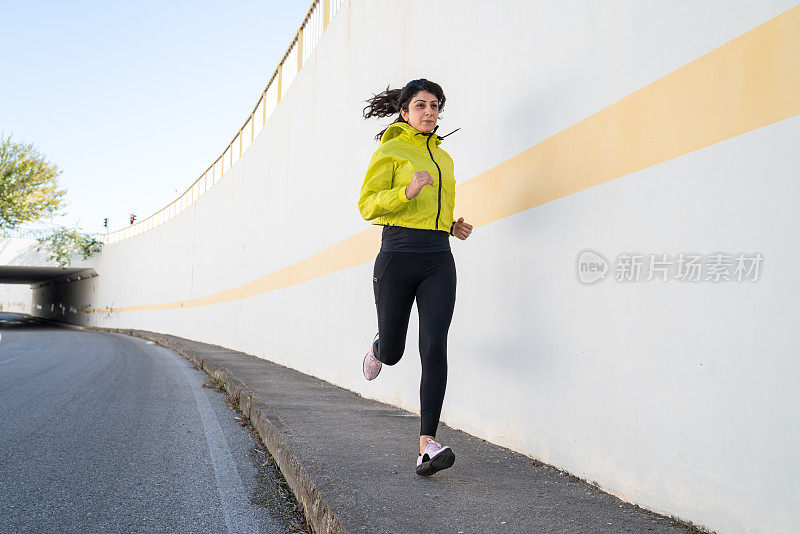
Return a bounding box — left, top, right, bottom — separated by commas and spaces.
401, 90, 440, 133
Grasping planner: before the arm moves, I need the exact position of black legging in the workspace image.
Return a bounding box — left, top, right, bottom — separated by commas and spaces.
372, 250, 456, 438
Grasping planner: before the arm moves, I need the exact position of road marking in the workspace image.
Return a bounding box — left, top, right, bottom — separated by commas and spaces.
178, 360, 260, 534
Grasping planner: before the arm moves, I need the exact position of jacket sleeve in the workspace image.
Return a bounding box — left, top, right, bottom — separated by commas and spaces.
358, 151, 412, 221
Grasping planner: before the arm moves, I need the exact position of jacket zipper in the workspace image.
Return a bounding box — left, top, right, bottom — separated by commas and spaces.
424, 134, 442, 231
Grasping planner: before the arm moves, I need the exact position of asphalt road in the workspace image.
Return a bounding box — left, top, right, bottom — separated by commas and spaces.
0, 313, 306, 534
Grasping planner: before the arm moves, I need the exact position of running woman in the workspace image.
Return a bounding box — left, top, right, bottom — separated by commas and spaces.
358, 78, 473, 476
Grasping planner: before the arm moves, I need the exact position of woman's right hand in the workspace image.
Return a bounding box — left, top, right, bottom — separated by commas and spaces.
405, 171, 435, 200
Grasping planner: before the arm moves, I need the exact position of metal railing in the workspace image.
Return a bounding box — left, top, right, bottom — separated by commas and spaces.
104, 0, 346, 245
0, 227, 55, 240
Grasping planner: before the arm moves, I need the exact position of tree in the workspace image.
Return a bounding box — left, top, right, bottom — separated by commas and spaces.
36, 225, 102, 268
0, 133, 66, 230
1, 133, 100, 268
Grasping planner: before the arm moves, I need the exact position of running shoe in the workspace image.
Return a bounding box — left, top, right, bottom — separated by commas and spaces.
416, 437, 455, 476
362, 333, 382, 381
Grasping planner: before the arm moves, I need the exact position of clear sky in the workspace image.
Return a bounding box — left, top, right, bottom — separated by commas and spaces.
1, 1, 311, 235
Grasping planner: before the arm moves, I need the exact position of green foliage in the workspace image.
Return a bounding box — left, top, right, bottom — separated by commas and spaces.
36, 225, 102, 268
0, 133, 100, 268
0, 133, 67, 230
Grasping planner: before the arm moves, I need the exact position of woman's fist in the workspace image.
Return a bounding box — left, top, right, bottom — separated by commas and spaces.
405, 171, 435, 199
452, 217, 473, 240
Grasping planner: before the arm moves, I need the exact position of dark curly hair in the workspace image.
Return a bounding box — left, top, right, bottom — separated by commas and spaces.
362, 78, 446, 141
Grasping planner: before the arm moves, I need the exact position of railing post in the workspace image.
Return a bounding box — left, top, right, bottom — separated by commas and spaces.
297, 29, 304, 72
323, 0, 330, 31
277, 63, 283, 104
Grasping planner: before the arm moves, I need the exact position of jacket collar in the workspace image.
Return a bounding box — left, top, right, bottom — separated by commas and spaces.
380, 122, 459, 148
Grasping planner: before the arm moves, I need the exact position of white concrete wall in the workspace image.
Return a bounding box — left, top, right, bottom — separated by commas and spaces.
32, 2, 800, 532
0, 284, 32, 314
0, 237, 98, 269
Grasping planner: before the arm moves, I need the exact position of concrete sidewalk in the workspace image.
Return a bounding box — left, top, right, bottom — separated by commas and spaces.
49, 322, 707, 534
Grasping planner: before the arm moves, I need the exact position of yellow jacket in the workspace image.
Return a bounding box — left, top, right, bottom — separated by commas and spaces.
358, 122, 456, 233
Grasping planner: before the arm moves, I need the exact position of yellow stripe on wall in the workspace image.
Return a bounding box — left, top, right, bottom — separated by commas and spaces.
457, 4, 800, 227
85, 5, 800, 314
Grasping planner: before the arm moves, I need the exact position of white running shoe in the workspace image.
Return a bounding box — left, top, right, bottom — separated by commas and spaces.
362, 333, 382, 381
416, 437, 455, 476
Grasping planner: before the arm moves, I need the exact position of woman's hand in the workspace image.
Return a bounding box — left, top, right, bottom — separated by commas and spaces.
452, 217, 473, 240
405, 171, 435, 199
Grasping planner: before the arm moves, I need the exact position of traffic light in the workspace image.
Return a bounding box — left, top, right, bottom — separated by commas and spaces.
103, 218, 108, 229
130, 213, 136, 225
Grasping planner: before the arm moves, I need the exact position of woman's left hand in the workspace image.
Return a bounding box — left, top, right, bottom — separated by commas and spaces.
452, 217, 473, 240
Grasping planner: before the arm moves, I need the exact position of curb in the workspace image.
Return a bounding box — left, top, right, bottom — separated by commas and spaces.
40, 319, 345, 534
